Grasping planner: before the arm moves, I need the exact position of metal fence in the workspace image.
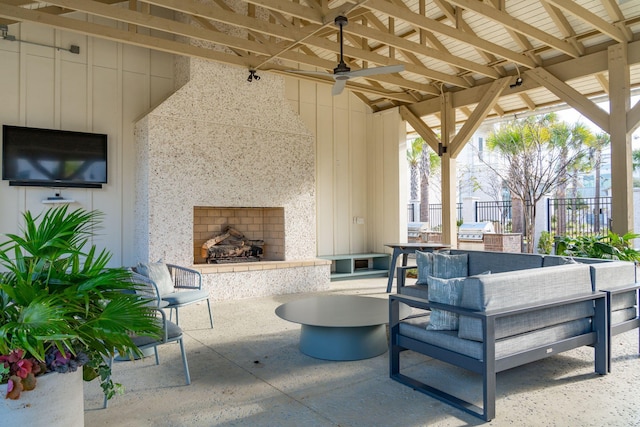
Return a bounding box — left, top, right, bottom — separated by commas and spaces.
475, 200, 513, 233
547, 196, 612, 237
407, 204, 415, 222
407, 203, 463, 229
407, 197, 611, 238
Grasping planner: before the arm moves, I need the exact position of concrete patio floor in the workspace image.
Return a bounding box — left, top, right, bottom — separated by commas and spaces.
83, 276, 640, 426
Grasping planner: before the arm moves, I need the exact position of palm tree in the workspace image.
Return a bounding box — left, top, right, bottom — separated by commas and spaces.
486, 114, 590, 252
407, 138, 422, 206
590, 133, 610, 232
550, 120, 595, 234
419, 141, 440, 225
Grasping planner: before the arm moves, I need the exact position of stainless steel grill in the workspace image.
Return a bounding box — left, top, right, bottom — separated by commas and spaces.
408, 222, 429, 242
457, 222, 495, 248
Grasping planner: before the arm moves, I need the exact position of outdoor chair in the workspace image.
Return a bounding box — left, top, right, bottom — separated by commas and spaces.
134, 262, 213, 329
103, 272, 191, 409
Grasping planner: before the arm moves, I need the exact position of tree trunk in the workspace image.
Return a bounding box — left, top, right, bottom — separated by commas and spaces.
594, 150, 602, 232
512, 195, 525, 236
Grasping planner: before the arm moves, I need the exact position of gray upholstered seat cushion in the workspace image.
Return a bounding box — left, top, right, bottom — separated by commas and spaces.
161, 289, 209, 305
611, 307, 638, 324
458, 263, 593, 341
132, 320, 182, 347
588, 260, 636, 291
458, 302, 594, 341
400, 318, 592, 360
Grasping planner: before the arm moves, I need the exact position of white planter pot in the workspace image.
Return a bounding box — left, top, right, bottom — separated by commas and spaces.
0, 368, 84, 427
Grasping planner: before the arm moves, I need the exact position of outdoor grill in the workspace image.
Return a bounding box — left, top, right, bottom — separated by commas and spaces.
457, 222, 495, 250
407, 222, 429, 242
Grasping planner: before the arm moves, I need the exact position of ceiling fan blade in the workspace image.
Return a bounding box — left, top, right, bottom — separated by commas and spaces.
332, 79, 348, 96
347, 64, 405, 78
286, 69, 333, 77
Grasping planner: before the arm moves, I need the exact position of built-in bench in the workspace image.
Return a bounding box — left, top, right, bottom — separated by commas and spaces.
319, 253, 390, 280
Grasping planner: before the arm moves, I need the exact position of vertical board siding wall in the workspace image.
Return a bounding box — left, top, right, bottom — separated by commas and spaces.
0, 19, 174, 266
285, 77, 402, 257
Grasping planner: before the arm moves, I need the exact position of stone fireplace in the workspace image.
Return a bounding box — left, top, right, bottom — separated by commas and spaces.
133, 58, 330, 301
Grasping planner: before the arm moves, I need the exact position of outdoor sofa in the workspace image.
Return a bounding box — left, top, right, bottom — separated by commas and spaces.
390, 249, 639, 421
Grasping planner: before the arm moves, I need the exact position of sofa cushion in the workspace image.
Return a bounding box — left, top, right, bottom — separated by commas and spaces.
426, 276, 466, 330
611, 307, 638, 324
415, 251, 434, 285
400, 318, 592, 360
458, 302, 595, 341
588, 261, 636, 291
450, 250, 543, 276
432, 252, 468, 279
458, 263, 593, 341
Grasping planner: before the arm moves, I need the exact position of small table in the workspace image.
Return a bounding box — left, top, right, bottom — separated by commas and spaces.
384, 243, 451, 293
275, 295, 409, 361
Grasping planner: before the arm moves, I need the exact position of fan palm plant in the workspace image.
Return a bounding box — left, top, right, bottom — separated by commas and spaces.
0, 206, 161, 400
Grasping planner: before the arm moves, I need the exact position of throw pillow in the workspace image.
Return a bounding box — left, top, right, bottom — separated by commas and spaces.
136, 262, 174, 296
415, 251, 434, 286
426, 275, 466, 330
432, 252, 468, 279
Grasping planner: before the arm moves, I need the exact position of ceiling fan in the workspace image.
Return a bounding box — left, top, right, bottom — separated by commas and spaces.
288, 15, 405, 95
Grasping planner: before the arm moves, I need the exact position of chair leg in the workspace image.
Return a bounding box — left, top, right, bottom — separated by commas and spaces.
154, 346, 160, 365
206, 299, 214, 328
179, 338, 191, 385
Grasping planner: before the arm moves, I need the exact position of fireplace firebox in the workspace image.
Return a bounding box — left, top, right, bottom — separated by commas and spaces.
193, 207, 284, 264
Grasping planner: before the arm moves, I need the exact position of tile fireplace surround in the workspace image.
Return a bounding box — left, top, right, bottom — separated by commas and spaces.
133, 58, 330, 301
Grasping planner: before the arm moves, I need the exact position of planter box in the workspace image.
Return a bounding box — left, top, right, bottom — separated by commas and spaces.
1, 369, 84, 427
483, 233, 522, 253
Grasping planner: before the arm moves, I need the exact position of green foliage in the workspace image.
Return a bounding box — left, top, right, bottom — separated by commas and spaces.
537, 231, 554, 254
0, 206, 161, 400
555, 231, 640, 262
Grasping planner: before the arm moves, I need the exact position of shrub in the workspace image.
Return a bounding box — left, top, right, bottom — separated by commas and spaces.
555, 231, 640, 262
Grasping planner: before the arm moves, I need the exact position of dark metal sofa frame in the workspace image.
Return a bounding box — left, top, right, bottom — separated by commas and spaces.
389, 292, 608, 421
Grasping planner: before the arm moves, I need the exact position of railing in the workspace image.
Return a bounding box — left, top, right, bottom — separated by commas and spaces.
407, 203, 416, 222
405, 203, 461, 229
547, 197, 611, 237
475, 200, 513, 233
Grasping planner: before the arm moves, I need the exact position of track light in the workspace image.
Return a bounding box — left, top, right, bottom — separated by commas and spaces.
510, 77, 523, 88
247, 70, 260, 82
509, 64, 523, 88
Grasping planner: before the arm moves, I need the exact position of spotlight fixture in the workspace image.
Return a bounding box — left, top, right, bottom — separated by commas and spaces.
510, 77, 523, 88
247, 70, 260, 82
509, 64, 523, 88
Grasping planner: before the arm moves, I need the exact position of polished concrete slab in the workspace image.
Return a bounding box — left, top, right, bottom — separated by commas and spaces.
84, 277, 640, 426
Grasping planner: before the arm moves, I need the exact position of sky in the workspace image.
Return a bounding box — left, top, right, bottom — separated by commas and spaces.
556, 95, 640, 149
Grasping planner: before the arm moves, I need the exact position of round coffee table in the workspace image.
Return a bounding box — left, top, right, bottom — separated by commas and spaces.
275, 294, 409, 361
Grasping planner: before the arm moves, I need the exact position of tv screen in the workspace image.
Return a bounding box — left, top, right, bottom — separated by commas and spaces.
2, 125, 107, 188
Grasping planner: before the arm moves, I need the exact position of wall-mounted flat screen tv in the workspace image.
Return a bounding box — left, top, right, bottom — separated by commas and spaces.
2, 125, 108, 188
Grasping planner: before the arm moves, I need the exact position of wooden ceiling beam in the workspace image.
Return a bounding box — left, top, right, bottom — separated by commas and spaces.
366, 0, 537, 68
447, 0, 580, 58
544, 0, 630, 43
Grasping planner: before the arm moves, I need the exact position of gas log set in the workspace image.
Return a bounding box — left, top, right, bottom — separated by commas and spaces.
201, 226, 265, 264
